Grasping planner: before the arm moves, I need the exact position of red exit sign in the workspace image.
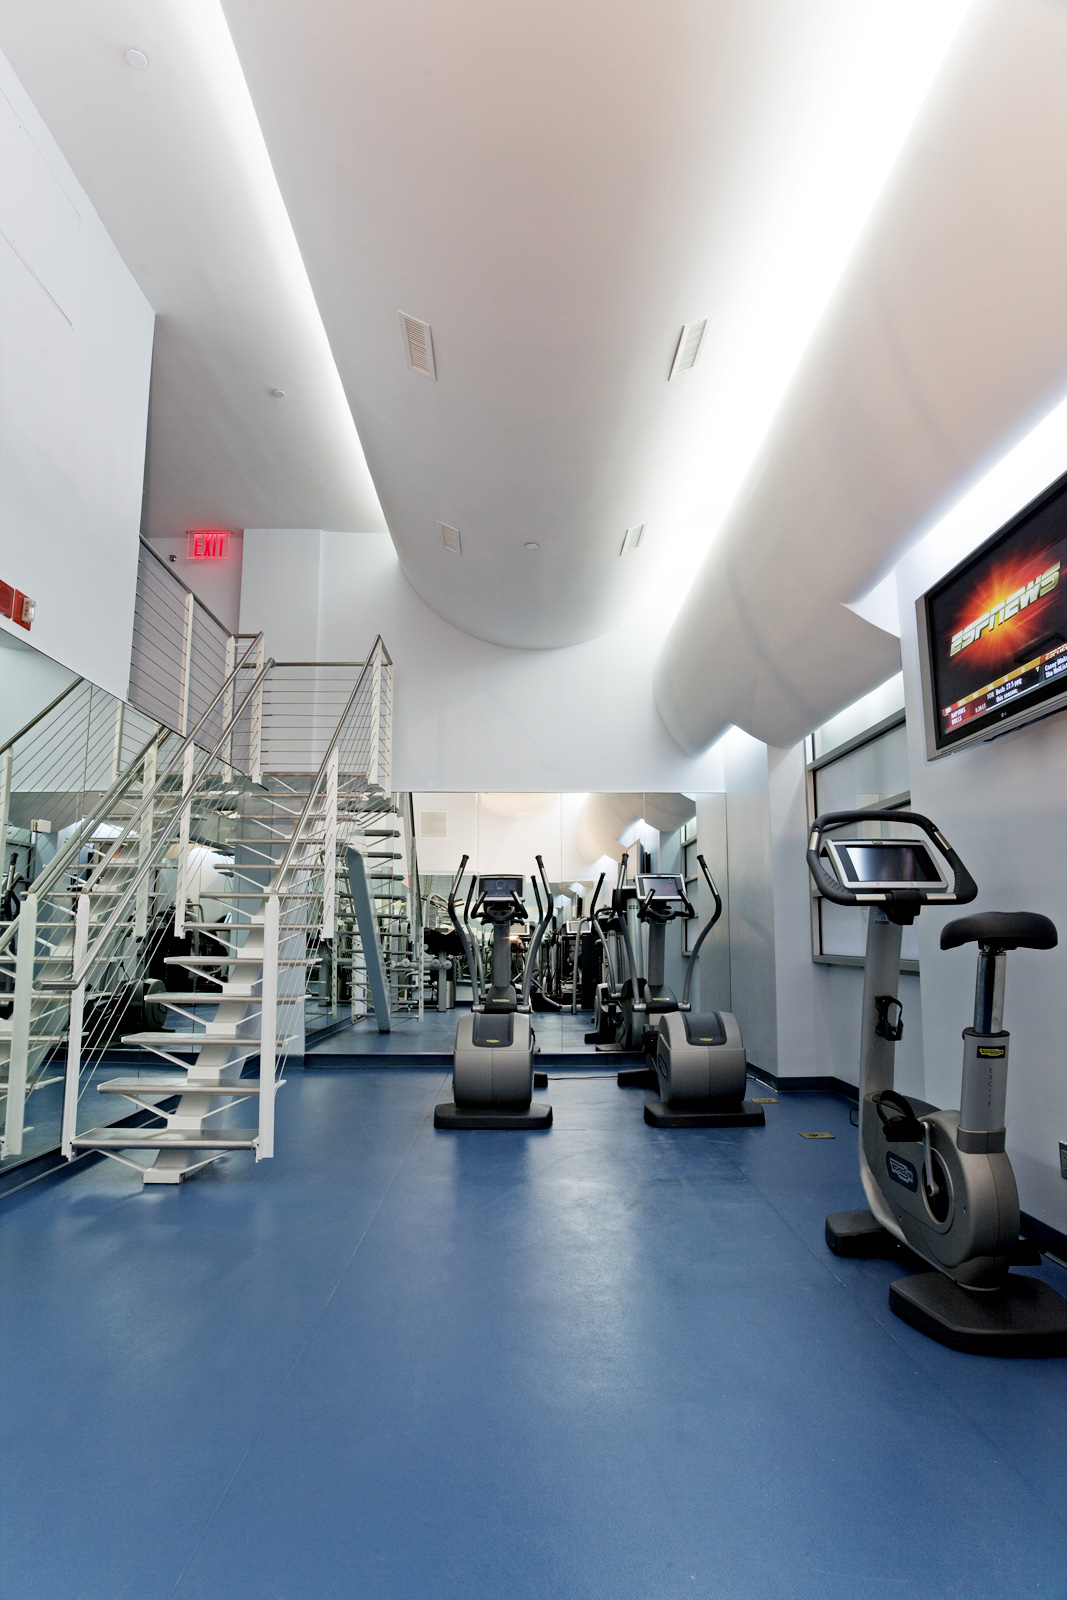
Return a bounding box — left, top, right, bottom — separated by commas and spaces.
187, 529, 231, 560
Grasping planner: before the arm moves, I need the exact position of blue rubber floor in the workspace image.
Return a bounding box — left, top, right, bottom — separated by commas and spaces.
2, 1068, 1065, 1600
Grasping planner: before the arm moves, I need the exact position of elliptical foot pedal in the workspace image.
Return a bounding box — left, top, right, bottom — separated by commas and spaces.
434, 1102, 553, 1130
643, 1099, 765, 1128
825, 1209, 906, 1259
617, 1067, 658, 1089
888, 1271, 1067, 1357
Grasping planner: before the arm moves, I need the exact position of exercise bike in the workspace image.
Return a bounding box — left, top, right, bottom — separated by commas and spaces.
807, 809, 1067, 1356
434, 854, 554, 1130
617, 858, 764, 1128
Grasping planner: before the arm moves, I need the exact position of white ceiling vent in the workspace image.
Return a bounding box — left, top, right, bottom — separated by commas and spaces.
420, 810, 448, 839
399, 311, 436, 378
669, 318, 707, 379
619, 523, 645, 555
439, 522, 461, 555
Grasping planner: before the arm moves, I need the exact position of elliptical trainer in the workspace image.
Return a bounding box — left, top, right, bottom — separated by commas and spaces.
616, 858, 763, 1128
434, 854, 554, 1130
807, 809, 1067, 1356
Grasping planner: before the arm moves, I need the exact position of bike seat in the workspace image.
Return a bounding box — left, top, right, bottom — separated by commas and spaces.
940, 912, 1057, 951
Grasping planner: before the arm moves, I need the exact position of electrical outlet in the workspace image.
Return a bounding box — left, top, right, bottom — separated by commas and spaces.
1060, 1142, 1067, 1181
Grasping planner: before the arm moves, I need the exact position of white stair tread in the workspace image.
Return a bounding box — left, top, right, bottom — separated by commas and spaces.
97, 1076, 261, 1095
164, 954, 261, 965
72, 1127, 258, 1149
157, 992, 259, 1004
121, 1030, 261, 1046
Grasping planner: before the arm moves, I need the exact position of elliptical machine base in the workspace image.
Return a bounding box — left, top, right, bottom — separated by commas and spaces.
434, 1101, 553, 1130
644, 1098, 764, 1128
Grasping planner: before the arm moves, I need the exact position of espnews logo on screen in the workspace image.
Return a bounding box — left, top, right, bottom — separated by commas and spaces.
950, 561, 1060, 657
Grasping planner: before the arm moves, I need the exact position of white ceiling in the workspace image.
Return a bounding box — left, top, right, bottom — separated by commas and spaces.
224, 0, 970, 649
0, 0, 976, 664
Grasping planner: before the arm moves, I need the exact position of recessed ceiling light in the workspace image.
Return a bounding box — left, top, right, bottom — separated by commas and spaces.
124, 48, 149, 69
439, 522, 461, 555
524, 542, 539, 551
270, 388, 286, 398
620, 524, 645, 555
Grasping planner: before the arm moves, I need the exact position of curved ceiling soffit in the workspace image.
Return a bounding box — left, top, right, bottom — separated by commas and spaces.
574, 793, 696, 864
655, 0, 1067, 755
222, 0, 961, 651
0, 0, 386, 540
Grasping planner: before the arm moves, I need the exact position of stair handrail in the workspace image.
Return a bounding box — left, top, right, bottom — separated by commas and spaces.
73, 631, 264, 899
266, 637, 391, 895
0, 725, 167, 960
0, 676, 86, 757
35, 651, 274, 992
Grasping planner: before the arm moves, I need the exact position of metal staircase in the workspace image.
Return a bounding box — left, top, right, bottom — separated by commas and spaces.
1, 636, 393, 1187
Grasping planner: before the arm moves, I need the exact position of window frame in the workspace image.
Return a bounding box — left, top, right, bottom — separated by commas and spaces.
805, 711, 918, 972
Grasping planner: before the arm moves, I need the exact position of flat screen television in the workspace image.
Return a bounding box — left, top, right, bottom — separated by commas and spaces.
918, 467, 1067, 757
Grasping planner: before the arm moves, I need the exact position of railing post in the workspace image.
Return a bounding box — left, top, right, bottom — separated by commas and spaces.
61, 892, 90, 1158
367, 644, 383, 790
1, 747, 13, 858
222, 635, 236, 766
174, 745, 195, 938
251, 637, 265, 785
109, 700, 126, 784
178, 590, 196, 736
134, 740, 157, 940
322, 747, 339, 942
3, 892, 37, 1159
258, 892, 279, 1160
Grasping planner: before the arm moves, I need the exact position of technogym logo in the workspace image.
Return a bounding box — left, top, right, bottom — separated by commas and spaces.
950, 562, 1060, 656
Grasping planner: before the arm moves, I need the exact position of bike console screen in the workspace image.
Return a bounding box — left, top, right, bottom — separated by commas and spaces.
827, 841, 945, 892
479, 876, 523, 898
637, 874, 686, 905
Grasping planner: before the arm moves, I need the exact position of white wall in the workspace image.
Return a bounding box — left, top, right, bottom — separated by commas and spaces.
896, 541, 1067, 1234
0, 631, 78, 747
239, 529, 730, 793
0, 51, 154, 700
144, 532, 245, 634
411, 792, 613, 885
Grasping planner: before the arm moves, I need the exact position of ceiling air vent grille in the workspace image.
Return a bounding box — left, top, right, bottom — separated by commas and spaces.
439, 522, 461, 555
420, 810, 448, 839
669, 318, 707, 379
400, 311, 436, 378
620, 524, 645, 556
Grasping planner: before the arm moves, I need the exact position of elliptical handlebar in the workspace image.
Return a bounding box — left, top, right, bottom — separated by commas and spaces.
520, 854, 556, 1010
447, 855, 480, 1008
680, 853, 724, 1009
806, 809, 977, 909
588, 871, 606, 920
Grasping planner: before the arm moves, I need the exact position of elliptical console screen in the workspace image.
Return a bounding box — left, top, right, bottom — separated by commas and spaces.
479, 875, 523, 898
637, 874, 686, 903
829, 841, 943, 890
922, 467, 1067, 751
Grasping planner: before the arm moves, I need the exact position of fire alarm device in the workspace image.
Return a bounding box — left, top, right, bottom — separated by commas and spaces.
13, 591, 34, 630
0, 580, 13, 620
